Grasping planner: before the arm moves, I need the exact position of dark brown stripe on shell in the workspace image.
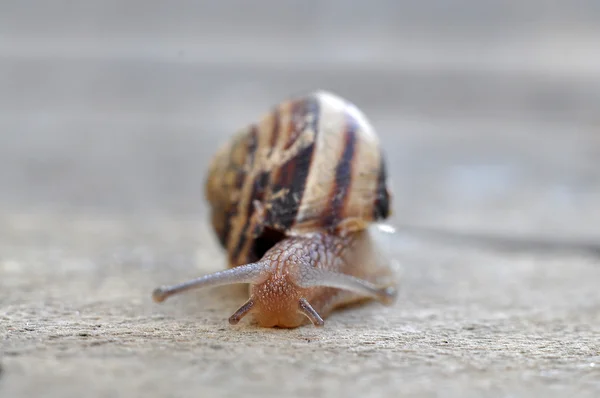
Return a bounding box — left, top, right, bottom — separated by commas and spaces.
246, 125, 259, 167
372, 154, 390, 219
219, 166, 247, 250
265, 96, 320, 230
227, 126, 260, 260
266, 141, 315, 230
247, 171, 270, 224
217, 201, 238, 248
231, 95, 320, 263
284, 97, 319, 150
234, 168, 246, 191
321, 117, 357, 228
230, 170, 271, 263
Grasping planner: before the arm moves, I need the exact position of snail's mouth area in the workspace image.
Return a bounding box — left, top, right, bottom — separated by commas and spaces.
251, 227, 286, 260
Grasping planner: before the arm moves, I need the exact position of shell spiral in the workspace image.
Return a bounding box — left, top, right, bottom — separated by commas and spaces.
205, 91, 392, 268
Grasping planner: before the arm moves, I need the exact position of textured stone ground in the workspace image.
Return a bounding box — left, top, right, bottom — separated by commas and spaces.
1, 2, 599, 397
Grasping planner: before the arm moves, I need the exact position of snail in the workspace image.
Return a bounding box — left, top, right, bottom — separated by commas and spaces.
152, 90, 399, 328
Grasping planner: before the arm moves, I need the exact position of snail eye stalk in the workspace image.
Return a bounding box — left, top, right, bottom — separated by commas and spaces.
298, 298, 324, 327
152, 261, 270, 303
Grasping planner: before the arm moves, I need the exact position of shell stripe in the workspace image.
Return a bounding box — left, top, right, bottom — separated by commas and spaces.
217, 203, 236, 247
372, 155, 390, 219
293, 94, 347, 230
227, 124, 273, 265
227, 103, 289, 266
216, 159, 247, 248
341, 117, 382, 225
230, 170, 269, 264
265, 96, 320, 230
230, 96, 320, 265
267, 140, 315, 229
246, 126, 259, 167
321, 118, 357, 228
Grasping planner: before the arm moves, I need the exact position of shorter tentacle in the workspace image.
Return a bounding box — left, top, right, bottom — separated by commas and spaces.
298, 298, 325, 326
229, 298, 256, 325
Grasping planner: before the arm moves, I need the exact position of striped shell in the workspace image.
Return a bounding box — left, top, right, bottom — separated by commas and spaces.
205, 91, 392, 268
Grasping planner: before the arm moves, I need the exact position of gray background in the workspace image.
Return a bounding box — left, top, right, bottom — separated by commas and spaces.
1, 1, 599, 397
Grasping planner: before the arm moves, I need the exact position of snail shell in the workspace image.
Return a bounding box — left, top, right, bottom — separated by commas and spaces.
205, 90, 392, 268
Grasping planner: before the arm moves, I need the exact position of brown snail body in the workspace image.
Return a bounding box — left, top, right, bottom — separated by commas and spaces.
153, 91, 398, 328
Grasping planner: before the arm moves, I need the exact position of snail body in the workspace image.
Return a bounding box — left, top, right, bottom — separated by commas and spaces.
153, 90, 398, 328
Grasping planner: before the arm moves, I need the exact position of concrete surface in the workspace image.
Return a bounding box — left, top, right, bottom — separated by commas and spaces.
1, 2, 599, 397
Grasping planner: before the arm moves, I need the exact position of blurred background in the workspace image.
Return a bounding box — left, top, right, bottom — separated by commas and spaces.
1, 0, 599, 242
1, 3, 600, 397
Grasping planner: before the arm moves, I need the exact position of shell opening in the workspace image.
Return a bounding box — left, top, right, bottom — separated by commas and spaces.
251, 227, 287, 261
